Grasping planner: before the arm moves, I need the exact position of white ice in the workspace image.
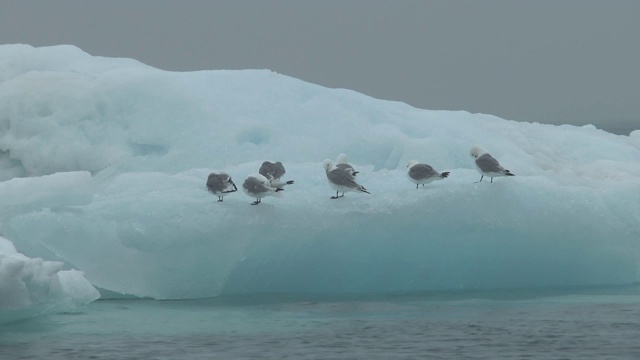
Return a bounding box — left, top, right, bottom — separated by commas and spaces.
0, 236, 99, 323
0, 44, 639, 302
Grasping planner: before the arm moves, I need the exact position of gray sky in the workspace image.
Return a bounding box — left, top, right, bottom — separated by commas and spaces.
1, 0, 638, 135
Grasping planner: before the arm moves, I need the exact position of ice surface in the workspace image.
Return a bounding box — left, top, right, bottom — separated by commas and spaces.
0, 44, 639, 300
0, 236, 99, 323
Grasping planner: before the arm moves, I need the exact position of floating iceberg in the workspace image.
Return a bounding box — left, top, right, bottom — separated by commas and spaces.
0, 236, 99, 323
0, 44, 639, 300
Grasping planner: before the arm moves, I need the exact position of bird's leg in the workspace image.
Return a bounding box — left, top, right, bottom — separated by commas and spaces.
475, 175, 484, 183
251, 198, 261, 205
416, 184, 419, 189
218, 196, 223, 202
490, 177, 493, 183
331, 191, 340, 199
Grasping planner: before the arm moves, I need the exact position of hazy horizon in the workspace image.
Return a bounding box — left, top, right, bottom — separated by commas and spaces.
1, 0, 638, 135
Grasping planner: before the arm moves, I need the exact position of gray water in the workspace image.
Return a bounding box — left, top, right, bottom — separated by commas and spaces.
2, 286, 640, 360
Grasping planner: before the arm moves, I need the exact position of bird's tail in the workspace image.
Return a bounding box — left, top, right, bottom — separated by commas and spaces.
223, 180, 238, 193
272, 179, 294, 188
440, 171, 451, 178
505, 170, 515, 176
359, 186, 371, 194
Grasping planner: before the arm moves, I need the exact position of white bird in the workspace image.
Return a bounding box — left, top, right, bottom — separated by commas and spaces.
469, 145, 515, 183
242, 173, 283, 205
258, 161, 294, 190
406, 160, 450, 189
335, 153, 358, 176
206, 172, 237, 202
322, 159, 370, 199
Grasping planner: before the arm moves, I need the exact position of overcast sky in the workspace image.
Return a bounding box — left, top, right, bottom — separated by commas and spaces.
1, 0, 638, 135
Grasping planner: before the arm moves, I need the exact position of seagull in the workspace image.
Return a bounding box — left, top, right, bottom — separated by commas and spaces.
469, 145, 515, 183
206, 172, 237, 202
242, 173, 283, 205
322, 159, 370, 199
258, 161, 294, 190
406, 160, 450, 189
335, 153, 358, 176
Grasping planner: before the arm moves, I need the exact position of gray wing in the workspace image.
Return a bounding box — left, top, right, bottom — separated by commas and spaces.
327, 169, 359, 188
476, 154, 504, 173
258, 161, 276, 179
207, 172, 236, 193
336, 163, 355, 172
259, 161, 286, 180
328, 169, 369, 193
206, 173, 225, 192
272, 162, 286, 180
243, 177, 270, 194
408, 164, 438, 180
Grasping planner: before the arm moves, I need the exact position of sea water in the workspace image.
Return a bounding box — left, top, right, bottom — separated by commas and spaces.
2, 286, 640, 360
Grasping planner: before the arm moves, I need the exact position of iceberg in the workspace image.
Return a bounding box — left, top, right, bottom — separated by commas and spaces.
0, 44, 639, 301
0, 236, 99, 323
